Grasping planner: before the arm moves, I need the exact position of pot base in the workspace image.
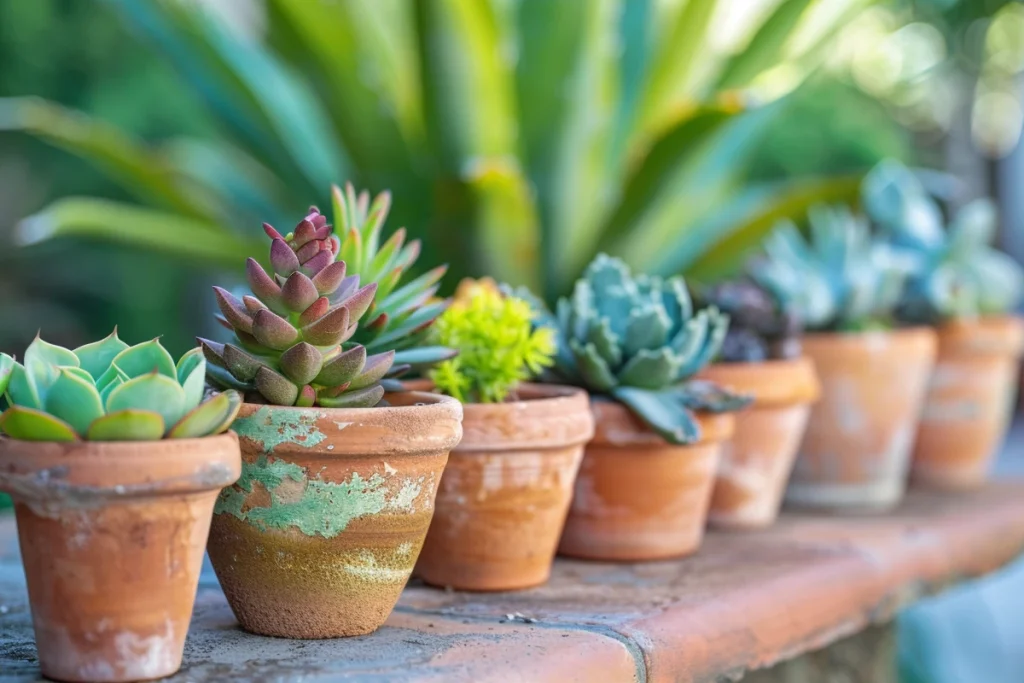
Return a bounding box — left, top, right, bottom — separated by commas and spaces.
784, 478, 904, 513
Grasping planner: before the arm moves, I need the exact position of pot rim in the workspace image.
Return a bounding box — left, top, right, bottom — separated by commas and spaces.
0, 431, 241, 504
696, 356, 820, 408
934, 314, 1024, 358
801, 325, 936, 347
456, 383, 595, 452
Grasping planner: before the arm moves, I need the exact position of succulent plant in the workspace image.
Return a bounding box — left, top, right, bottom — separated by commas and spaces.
332, 183, 455, 372
752, 205, 915, 332
695, 278, 802, 362
428, 279, 556, 404
522, 254, 750, 444
199, 209, 395, 408
0, 332, 240, 442
862, 160, 1024, 323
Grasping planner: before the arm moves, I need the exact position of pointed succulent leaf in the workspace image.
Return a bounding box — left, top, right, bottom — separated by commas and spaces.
213, 287, 254, 335
245, 258, 287, 315
0, 406, 79, 442
222, 344, 264, 382
392, 346, 459, 371
6, 361, 40, 410
300, 249, 332, 276
197, 339, 227, 368
623, 305, 672, 358
0, 354, 12, 397
678, 380, 753, 413
295, 385, 317, 407
678, 307, 729, 379
298, 297, 330, 328
279, 342, 324, 385
315, 345, 366, 386
254, 366, 300, 406
45, 368, 105, 436
270, 238, 300, 276
243, 296, 268, 314
234, 330, 277, 356
74, 330, 129, 380
617, 348, 684, 389
110, 339, 178, 379
669, 313, 710, 368
106, 372, 187, 432
100, 374, 126, 405
366, 227, 406, 282
380, 266, 447, 317
206, 363, 255, 392
311, 261, 347, 295
611, 387, 702, 445
281, 272, 320, 313
585, 318, 622, 369
293, 218, 318, 249
318, 384, 385, 409
331, 274, 361, 303
251, 309, 300, 351
62, 367, 94, 384
301, 305, 349, 347
371, 300, 448, 348
23, 337, 72, 404
569, 340, 618, 392
95, 362, 130, 392
25, 335, 79, 370
263, 222, 285, 241
87, 410, 166, 441
349, 351, 395, 390
336, 282, 378, 323
168, 390, 242, 439
176, 347, 204, 384
295, 238, 321, 263
177, 349, 207, 412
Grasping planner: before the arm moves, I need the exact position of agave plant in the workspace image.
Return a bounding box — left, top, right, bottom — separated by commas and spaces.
199, 209, 395, 408
526, 254, 750, 444
1, 0, 870, 303
0, 332, 240, 442
330, 183, 455, 370
862, 160, 1024, 324
695, 277, 802, 362
752, 205, 915, 332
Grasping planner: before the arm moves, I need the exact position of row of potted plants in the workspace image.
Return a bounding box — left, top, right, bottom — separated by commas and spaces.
0, 162, 1020, 681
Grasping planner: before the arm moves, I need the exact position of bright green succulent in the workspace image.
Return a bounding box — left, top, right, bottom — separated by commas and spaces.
752, 205, 915, 332
428, 280, 556, 404
0, 332, 241, 442
862, 159, 1024, 324
524, 254, 750, 444
331, 183, 455, 372
199, 208, 395, 408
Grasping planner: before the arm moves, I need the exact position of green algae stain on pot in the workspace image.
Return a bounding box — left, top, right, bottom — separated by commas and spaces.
216, 407, 429, 538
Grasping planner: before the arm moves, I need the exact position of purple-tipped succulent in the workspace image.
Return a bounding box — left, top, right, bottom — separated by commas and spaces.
696, 277, 803, 363
200, 208, 395, 408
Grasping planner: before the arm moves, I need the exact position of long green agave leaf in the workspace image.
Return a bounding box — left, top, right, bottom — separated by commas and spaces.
714, 0, 815, 91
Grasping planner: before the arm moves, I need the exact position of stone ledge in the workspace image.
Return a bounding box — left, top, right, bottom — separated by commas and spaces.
3, 483, 1024, 682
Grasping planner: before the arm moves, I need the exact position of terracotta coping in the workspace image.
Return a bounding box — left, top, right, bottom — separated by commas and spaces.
2, 482, 1024, 681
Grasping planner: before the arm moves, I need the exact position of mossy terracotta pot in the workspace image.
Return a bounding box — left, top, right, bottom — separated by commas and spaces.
207, 392, 463, 639
558, 399, 734, 561
416, 384, 594, 591
0, 433, 241, 683
786, 327, 937, 511
698, 357, 820, 529
911, 316, 1024, 489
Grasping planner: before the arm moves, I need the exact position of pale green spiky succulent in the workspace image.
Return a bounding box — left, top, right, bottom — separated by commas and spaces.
862, 159, 1024, 324
752, 205, 916, 332
0, 332, 241, 442
524, 254, 751, 444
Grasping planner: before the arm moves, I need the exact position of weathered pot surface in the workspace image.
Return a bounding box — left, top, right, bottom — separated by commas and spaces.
912, 316, 1024, 489
0, 433, 241, 683
698, 357, 820, 529
416, 383, 594, 591
207, 392, 463, 639
558, 399, 734, 561
787, 327, 937, 511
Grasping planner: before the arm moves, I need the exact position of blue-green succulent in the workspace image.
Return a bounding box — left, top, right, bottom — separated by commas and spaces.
862, 159, 1023, 323
751, 205, 915, 332
524, 254, 751, 444
0, 332, 241, 442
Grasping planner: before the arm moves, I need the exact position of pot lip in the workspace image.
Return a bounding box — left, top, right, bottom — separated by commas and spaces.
696, 356, 820, 407
590, 396, 735, 446
934, 314, 1024, 357
802, 325, 935, 343
0, 430, 237, 451
801, 325, 938, 356
239, 390, 463, 419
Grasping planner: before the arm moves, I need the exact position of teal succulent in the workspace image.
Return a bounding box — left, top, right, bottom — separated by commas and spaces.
862, 160, 1024, 323
526, 254, 750, 444
0, 332, 241, 442
752, 205, 915, 332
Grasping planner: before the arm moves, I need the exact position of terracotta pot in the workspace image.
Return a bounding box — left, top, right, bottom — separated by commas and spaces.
698, 357, 820, 529
558, 400, 734, 561
911, 316, 1024, 489
416, 384, 594, 591
786, 327, 937, 511
207, 392, 463, 639
0, 433, 241, 683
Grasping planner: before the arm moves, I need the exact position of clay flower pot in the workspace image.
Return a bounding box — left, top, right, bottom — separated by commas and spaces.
698, 357, 820, 529
911, 316, 1024, 489
0, 433, 241, 683
786, 327, 937, 511
416, 384, 594, 591
558, 399, 735, 561
207, 392, 463, 639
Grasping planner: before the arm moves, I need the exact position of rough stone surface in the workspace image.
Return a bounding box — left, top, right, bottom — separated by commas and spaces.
2, 483, 1024, 682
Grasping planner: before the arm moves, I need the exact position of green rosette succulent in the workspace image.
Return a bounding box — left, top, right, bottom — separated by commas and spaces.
752, 205, 915, 332
0, 332, 240, 442
862, 159, 1024, 324
199, 208, 395, 408
331, 183, 455, 372
524, 254, 751, 444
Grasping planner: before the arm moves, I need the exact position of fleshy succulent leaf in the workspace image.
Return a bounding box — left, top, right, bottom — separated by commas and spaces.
349, 351, 395, 390
44, 368, 105, 436
0, 354, 13, 397
245, 258, 287, 315
315, 345, 367, 386
281, 272, 320, 313
206, 363, 254, 392
222, 344, 264, 382
270, 238, 301, 275
213, 287, 254, 335
105, 371, 187, 433
318, 384, 384, 408
311, 260, 347, 295
279, 342, 325, 386
5, 361, 40, 410
610, 387, 702, 445
74, 329, 129, 380
0, 406, 80, 442
617, 348, 683, 390
167, 390, 242, 439
569, 339, 618, 391
677, 380, 753, 413
86, 410, 166, 441
301, 305, 349, 346
178, 349, 207, 412
254, 366, 300, 406
251, 309, 300, 351
111, 339, 178, 379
